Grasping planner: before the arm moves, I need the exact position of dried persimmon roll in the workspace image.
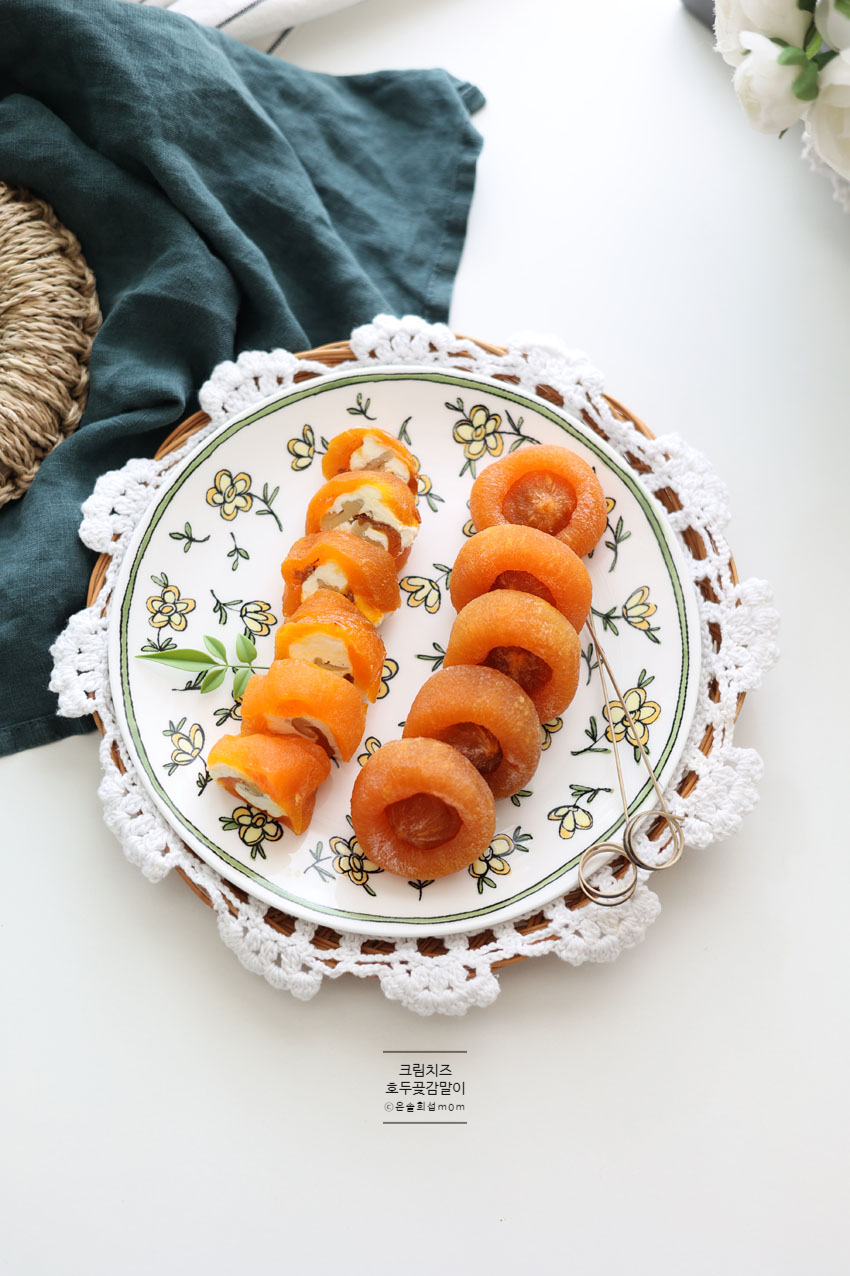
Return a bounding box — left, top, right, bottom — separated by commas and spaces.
274, 589, 386, 702
402, 665, 541, 800
443, 590, 581, 722
304, 470, 420, 567
281, 529, 400, 625
469, 444, 607, 558
449, 523, 592, 633
240, 658, 367, 762
351, 738, 496, 879
207, 733, 330, 834
322, 428, 419, 493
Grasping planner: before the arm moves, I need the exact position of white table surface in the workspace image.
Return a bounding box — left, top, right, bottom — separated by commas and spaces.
3, 2, 848, 1272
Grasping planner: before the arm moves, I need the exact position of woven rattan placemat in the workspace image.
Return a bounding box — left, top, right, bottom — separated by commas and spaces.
0, 183, 101, 508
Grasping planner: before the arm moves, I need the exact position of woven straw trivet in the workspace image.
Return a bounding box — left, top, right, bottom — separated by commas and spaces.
85, 334, 743, 976
0, 183, 101, 509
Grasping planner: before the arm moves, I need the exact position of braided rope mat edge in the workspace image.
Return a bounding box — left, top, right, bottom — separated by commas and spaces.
0, 184, 101, 508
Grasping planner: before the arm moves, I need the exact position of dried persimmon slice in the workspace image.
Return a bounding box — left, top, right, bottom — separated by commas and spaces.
443, 590, 581, 722
469, 444, 607, 558
274, 590, 386, 702
304, 470, 420, 567
322, 428, 419, 493
207, 732, 330, 834
402, 665, 541, 800
449, 523, 592, 633
240, 658, 367, 762
350, 738, 496, 878
281, 529, 400, 624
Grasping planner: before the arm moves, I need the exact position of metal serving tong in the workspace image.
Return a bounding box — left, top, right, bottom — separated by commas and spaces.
577, 614, 685, 907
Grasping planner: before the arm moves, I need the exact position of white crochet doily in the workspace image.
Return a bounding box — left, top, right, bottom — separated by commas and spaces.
50, 316, 779, 1016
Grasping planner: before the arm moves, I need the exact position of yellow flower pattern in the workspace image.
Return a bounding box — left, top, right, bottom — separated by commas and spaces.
400, 575, 441, 614
239, 599, 276, 637
621, 586, 659, 641
377, 658, 398, 699
206, 470, 253, 521
146, 581, 196, 631
452, 403, 504, 463
416, 470, 444, 513
540, 718, 563, 751
162, 719, 204, 776
331, 833, 383, 895
467, 828, 531, 893
547, 804, 594, 840
604, 685, 661, 759
287, 425, 315, 471
219, 806, 284, 860
357, 736, 382, 767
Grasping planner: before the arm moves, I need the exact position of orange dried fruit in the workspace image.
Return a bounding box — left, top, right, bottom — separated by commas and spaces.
350, 738, 496, 879
449, 523, 592, 633
274, 590, 386, 702
322, 427, 419, 493
207, 732, 330, 834
443, 590, 580, 722
402, 665, 541, 800
280, 529, 400, 625
469, 444, 607, 558
240, 658, 367, 762
304, 470, 420, 567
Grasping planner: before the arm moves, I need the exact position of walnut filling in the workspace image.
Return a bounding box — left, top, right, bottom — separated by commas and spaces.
299, 562, 356, 605
349, 438, 410, 483
290, 717, 334, 756
320, 503, 402, 558
502, 471, 576, 536
491, 570, 556, 608
385, 793, 462, 849
483, 645, 552, 696
436, 721, 503, 776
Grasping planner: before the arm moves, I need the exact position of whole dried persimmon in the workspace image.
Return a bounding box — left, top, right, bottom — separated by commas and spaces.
402, 665, 541, 800
450, 523, 591, 633
469, 444, 607, 558
350, 738, 496, 878
443, 590, 580, 722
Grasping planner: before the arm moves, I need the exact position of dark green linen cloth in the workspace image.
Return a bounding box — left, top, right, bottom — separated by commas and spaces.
0, 0, 484, 756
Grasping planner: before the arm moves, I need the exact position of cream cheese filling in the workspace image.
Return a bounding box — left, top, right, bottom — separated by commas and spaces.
321, 485, 417, 550
301, 560, 350, 601
287, 632, 352, 677
350, 436, 410, 483
208, 764, 288, 818
264, 712, 340, 760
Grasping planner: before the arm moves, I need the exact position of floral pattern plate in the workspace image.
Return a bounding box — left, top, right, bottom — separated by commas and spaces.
108, 367, 700, 937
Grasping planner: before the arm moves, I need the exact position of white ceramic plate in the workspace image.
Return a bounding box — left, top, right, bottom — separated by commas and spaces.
109, 367, 700, 937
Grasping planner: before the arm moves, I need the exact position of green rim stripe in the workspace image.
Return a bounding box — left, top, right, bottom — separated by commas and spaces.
119, 370, 692, 926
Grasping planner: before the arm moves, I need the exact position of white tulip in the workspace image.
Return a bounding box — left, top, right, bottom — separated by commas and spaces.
715, 0, 810, 67
733, 32, 811, 132
815, 0, 850, 52
807, 48, 850, 179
